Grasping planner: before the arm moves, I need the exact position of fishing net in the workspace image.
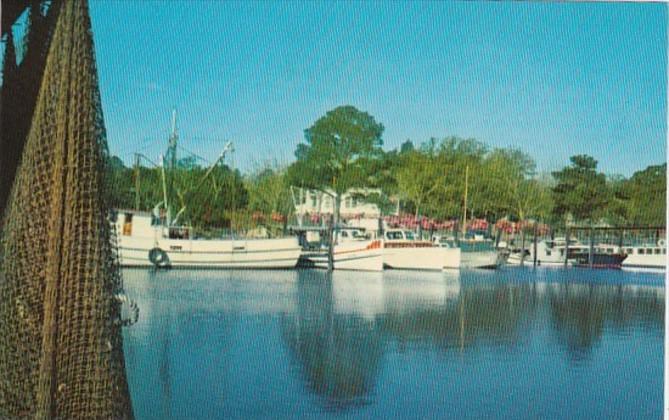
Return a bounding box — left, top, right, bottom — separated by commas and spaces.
0, 1, 134, 418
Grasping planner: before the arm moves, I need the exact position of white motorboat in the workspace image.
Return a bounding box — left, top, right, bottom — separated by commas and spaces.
506, 237, 631, 267
506, 237, 582, 266
619, 241, 666, 272
432, 235, 502, 269
114, 210, 302, 269
383, 229, 460, 271
304, 239, 384, 272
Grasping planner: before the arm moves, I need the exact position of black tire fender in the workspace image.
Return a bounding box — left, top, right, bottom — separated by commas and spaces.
148, 247, 169, 268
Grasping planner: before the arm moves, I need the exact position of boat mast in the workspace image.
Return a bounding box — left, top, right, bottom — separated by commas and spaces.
168, 109, 178, 172
462, 164, 469, 235
160, 154, 169, 225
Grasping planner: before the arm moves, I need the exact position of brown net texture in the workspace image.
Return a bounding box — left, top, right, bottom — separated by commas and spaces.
0, 1, 134, 418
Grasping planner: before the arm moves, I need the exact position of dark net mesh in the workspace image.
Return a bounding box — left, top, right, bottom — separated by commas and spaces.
0, 1, 134, 418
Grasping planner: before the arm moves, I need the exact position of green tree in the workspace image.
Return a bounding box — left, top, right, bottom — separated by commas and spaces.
395, 148, 444, 219
247, 164, 294, 233
551, 155, 609, 224
621, 163, 666, 226
287, 105, 384, 230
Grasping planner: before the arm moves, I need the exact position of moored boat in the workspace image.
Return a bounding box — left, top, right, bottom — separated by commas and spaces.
383, 229, 460, 271
619, 242, 666, 272
303, 239, 384, 271
570, 248, 627, 269
432, 234, 502, 269
506, 237, 582, 266
114, 210, 302, 269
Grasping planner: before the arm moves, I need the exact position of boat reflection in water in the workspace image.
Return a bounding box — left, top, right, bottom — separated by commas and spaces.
122, 268, 663, 419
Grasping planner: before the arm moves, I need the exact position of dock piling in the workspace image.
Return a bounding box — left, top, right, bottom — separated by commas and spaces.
533, 223, 538, 267
327, 215, 334, 272
588, 226, 594, 268
564, 228, 570, 267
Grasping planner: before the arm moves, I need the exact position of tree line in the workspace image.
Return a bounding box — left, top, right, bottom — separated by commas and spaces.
107, 105, 666, 231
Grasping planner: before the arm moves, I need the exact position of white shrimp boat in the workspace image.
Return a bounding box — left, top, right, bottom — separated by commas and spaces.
383, 229, 460, 271
114, 210, 302, 269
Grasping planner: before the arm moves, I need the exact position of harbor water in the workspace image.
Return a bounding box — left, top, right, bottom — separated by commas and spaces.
122, 267, 664, 419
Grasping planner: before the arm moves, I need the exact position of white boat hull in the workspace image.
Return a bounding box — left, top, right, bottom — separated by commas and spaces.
383, 247, 460, 271
461, 251, 502, 269
621, 253, 666, 272
117, 235, 302, 269
308, 240, 384, 272
506, 253, 572, 267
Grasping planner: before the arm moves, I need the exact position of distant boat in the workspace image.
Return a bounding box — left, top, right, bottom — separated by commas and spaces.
383, 229, 460, 271
432, 234, 502, 269
569, 246, 627, 269
618, 242, 666, 272
114, 210, 302, 269
447, 164, 502, 269
506, 237, 581, 266
302, 238, 384, 272
507, 237, 628, 269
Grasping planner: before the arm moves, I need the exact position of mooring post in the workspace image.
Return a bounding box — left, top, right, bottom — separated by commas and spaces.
533, 222, 538, 267
588, 226, 594, 269
327, 215, 334, 272
564, 227, 570, 267
454, 221, 460, 247
520, 224, 526, 267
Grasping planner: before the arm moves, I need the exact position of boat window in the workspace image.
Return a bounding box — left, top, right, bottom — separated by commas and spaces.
546, 250, 551, 256
341, 231, 349, 238
385, 231, 404, 240
626, 248, 634, 254
168, 227, 190, 239
638, 249, 645, 255
404, 231, 415, 241
122, 213, 133, 236
655, 248, 662, 255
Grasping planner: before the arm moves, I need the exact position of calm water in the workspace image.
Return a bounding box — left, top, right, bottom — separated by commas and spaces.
121, 267, 664, 419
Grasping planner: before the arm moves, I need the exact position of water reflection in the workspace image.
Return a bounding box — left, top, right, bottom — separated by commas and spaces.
122, 268, 663, 419
279, 269, 663, 411
547, 282, 664, 359
280, 271, 384, 409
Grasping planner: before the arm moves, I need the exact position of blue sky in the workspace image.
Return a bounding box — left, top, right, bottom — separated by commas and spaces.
87, 1, 666, 176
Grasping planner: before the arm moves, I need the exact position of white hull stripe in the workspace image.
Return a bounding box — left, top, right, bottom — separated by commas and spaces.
308, 253, 382, 263
119, 246, 301, 255
120, 255, 299, 265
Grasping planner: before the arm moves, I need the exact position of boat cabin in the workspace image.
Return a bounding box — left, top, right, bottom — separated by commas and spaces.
114, 209, 192, 240
339, 229, 366, 241
385, 229, 433, 248
621, 246, 666, 256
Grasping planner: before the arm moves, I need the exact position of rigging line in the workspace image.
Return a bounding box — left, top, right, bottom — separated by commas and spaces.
176, 144, 212, 165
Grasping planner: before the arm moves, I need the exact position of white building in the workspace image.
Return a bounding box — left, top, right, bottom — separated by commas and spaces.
291, 187, 382, 220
